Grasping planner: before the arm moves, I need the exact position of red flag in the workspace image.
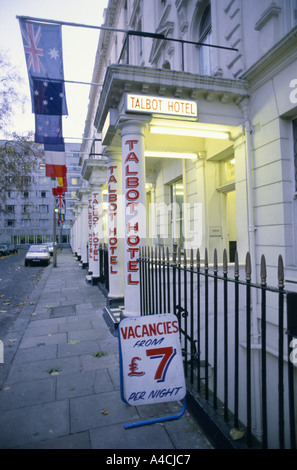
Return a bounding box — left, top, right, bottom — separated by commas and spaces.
45, 150, 66, 177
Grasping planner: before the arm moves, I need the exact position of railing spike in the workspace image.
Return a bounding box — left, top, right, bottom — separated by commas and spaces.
190, 248, 194, 267
177, 246, 181, 265
278, 255, 284, 288
184, 248, 187, 266
172, 242, 178, 265
260, 254, 267, 285
223, 248, 228, 274
197, 248, 200, 268
245, 252, 251, 281
205, 248, 208, 269
234, 250, 239, 277
214, 248, 218, 273
172, 246, 176, 265
166, 246, 170, 262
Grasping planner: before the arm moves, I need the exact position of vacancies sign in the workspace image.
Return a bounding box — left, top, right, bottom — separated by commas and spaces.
119, 314, 186, 406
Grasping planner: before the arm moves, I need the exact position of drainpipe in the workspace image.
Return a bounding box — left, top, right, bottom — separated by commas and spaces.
182, 159, 188, 249
244, 117, 262, 439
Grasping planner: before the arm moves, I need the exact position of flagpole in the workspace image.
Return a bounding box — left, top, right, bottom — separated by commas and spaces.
16, 15, 129, 34
53, 206, 58, 267
16, 15, 238, 52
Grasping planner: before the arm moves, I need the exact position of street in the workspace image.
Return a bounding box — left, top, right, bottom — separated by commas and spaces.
0, 250, 46, 340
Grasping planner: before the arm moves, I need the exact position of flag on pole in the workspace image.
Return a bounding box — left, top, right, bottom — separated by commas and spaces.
19, 19, 69, 183
45, 151, 67, 177
58, 211, 65, 223
56, 193, 66, 212
56, 192, 66, 223
57, 176, 68, 192
52, 186, 64, 196
35, 114, 64, 146
33, 78, 66, 115
19, 19, 68, 115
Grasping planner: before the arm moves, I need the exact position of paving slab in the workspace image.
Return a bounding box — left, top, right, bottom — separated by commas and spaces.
0, 249, 213, 451
0, 400, 69, 449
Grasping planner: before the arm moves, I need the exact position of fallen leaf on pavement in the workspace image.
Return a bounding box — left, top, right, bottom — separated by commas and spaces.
229, 428, 245, 440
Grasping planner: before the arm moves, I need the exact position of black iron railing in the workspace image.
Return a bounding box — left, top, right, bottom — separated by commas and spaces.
118, 30, 238, 72
139, 245, 297, 449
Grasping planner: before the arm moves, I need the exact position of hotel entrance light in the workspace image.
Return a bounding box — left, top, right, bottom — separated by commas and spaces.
150, 126, 229, 140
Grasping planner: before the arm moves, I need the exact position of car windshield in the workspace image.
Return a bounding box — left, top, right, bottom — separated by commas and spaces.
28, 246, 48, 253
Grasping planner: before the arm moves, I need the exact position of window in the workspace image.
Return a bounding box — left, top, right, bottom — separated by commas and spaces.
23, 190, 29, 198
198, 4, 212, 75
22, 205, 30, 214
21, 219, 31, 228
39, 205, 49, 213
23, 176, 32, 185
41, 191, 46, 198
39, 219, 49, 227
5, 219, 14, 227
5, 205, 15, 213
71, 178, 79, 186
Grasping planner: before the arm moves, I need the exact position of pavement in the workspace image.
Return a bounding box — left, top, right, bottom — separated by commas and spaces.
0, 248, 213, 450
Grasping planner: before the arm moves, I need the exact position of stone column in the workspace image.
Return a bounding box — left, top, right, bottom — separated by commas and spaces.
78, 189, 89, 269
119, 118, 148, 317
90, 187, 103, 282
81, 159, 107, 283
74, 203, 82, 260
71, 208, 78, 255
105, 148, 124, 303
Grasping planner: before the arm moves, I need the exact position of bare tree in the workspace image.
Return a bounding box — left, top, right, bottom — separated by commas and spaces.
0, 51, 44, 208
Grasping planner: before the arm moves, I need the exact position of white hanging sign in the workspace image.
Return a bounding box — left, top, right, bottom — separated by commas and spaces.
125, 93, 198, 118
119, 314, 186, 406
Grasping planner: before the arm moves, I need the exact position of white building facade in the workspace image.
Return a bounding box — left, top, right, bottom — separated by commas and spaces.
75, 0, 297, 309
72, 0, 297, 447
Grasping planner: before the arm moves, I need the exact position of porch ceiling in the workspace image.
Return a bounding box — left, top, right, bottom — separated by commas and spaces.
94, 64, 249, 133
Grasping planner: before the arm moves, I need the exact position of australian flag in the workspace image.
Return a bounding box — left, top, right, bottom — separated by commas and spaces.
35, 114, 65, 150
19, 19, 68, 115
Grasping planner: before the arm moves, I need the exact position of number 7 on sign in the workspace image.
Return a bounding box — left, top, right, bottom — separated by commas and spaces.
146, 347, 176, 382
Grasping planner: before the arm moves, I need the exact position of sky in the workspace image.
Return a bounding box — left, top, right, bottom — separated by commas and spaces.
0, 0, 109, 142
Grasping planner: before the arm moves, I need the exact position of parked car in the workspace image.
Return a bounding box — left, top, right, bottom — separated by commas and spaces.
42, 242, 54, 256
0, 245, 9, 256
25, 245, 51, 267
8, 244, 18, 254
